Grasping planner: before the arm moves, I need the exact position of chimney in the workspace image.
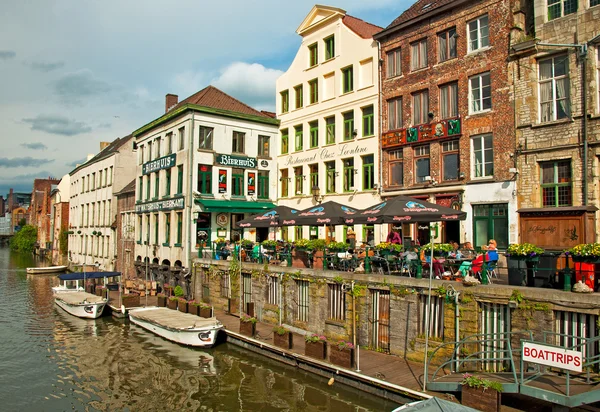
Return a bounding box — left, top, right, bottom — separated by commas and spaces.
100, 141, 110, 151
165, 94, 179, 113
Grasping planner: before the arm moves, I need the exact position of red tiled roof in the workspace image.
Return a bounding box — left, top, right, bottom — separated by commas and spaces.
387, 0, 457, 29
173, 85, 271, 119
342, 15, 383, 39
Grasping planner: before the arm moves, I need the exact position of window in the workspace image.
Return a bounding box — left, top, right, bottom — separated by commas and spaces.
165, 213, 171, 245
468, 15, 489, 52
469, 72, 491, 113
281, 129, 289, 154
473, 204, 508, 249
146, 216, 150, 244
280, 90, 289, 113
138, 215, 142, 243
548, 0, 578, 20
178, 127, 185, 151
198, 126, 213, 150
81, 176, 85, 193
297, 280, 309, 322
267, 276, 280, 306
324, 116, 335, 144
539, 55, 570, 122
165, 168, 171, 196
258, 135, 270, 157
154, 173, 159, 199
258, 171, 269, 199
419, 295, 444, 339
324, 35, 335, 60
362, 105, 374, 137
554, 311, 599, 360
280, 169, 289, 197
156, 138, 161, 158
197, 164, 212, 194
154, 213, 159, 245
138, 177, 143, 201
108, 166, 112, 185
438, 28, 457, 62
343, 158, 355, 192
328, 283, 345, 321
442, 140, 460, 181
176, 212, 182, 245
388, 98, 402, 130
592, 0, 600, 6
440, 82, 458, 119
309, 121, 318, 148
177, 165, 183, 194
387, 48, 402, 78
232, 131, 245, 154
221, 273, 230, 298
138, 145, 144, 165
106, 200, 111, 226
326, 161, 336, 193
91, 173, 96, 190
323, 72, 335, 100
294, 125, 303, 151
98, 170, 103, 188
541, 160, 572, 207
473, 134, 494, 178
309, 164, 318, 190
362, 155, 374, 190
294, 84, 303, 109
232, 168, 244, 196
166, 132, 173, 154
145, 175, 150, 200
389, 149, 403, 187
294, 166, 303, 195
308, 42, 318, 67
91, 203, 95, 226
343, 111, 354, 141
411, 39, 428, 71
148, 141, 152, 161
309, 78, 318, 104
412, 90, 429, 125
342, 66, 353, 93
414, 145, 430, 183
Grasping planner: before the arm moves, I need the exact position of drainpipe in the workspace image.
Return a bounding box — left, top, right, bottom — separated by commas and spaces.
279, 273, 282, 326
376, 39, 384, 205
188, 113, 195, 297
351, 280, 359, 371
581, 45, 588, 206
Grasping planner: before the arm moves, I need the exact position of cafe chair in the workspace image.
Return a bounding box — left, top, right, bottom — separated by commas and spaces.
486, 260, 498, 282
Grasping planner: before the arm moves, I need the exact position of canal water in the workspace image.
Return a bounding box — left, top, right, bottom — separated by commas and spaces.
0, 247, 400, 411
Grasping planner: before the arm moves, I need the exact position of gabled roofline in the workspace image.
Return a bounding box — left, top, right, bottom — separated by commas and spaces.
296, 4, 346, 36
132, 103, 280, 138
68, 135, 133, 176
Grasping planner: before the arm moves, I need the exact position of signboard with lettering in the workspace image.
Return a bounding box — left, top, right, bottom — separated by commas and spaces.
522, 341, 582, 372
247, 172, 256, 195
135, 196, 184, 213
283, 143, 369, 166
142, 153, 176, 175
215, 154, 257, 169
382, 118, 461, 149
518, 209, 597, 250
218, 169, 227, 194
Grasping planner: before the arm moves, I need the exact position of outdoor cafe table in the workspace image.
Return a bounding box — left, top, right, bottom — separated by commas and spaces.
444, 258, 474, 277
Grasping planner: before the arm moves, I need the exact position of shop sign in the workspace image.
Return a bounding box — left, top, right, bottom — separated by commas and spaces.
258, 160, 269, 169
135, 196, 184, 213
218, 169, 227, 193
247, 172, 256, 195
142, 153, 176, 175
382, 118, 461, 149
216, 213, 228, 227
522, 341, 582, 372
215, 154, 257, 169
284, 143, 369, 166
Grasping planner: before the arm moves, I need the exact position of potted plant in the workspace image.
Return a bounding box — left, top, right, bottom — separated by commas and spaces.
375, 242, 402, 255
421, 242, 453, 256
167, 296, 178, 310
326, 240, 347, 252
163, 284, 174, 297
239, 313, 257, 337
188, 300, 201, 316
156, 293, 167, 307
461, 373, 502, 412
213, 238, 227, 247
262, 239, 278, 250
506, 243, 544, 261
568, 243, 600, 263
240, 239, 254, 251
199, 302, 212, 318
307, 239, 327, 269
293, 238, 310, 251
273, 325, 293, 349
121, 293, 140, 308
292, 239, 311, 268
177, 297, 188, 313
304, 334, 327, 359
330, 340, 354, 368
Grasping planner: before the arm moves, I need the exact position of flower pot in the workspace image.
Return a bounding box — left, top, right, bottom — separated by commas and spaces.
178, 301, 188, 313
292, 250, 309, 268
157, 295, 167, 307
239, 320, 256, 337
273, 331, 293, 349
121, 294, 140, 308
305, 341, 326, 359
200, 307, 212, 318
188, 305, 199, 316
571, 256, 600, 264
167, 299, 178, 310
461, 385, 501, 412
329, 347, 354, 368
312, 250, 324, 270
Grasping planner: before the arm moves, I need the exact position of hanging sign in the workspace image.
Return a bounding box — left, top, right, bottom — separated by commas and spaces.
218, 169, 227, 194
522, 341, 582, 372
247, 172, 256, 195
216, 213, 228, 227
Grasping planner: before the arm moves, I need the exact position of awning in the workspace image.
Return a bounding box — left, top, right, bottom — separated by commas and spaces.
195, 199, 276, 214
59, 272, 121, 281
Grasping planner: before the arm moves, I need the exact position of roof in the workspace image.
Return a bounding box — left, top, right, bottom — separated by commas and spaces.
387, 0, 456, 28
69, 134, 133, 176
114, 179, 136, 196
342, 15, 383, 38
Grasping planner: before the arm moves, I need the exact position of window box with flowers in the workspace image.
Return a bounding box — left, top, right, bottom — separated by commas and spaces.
375, 242, 403, 256
239, 313, 257, 337
156, 293, 167, 307
421, 242, 453, 257
177, 297, 188, 313
568, 243, 600, 263
199, 302, 212, 318
262, 239, 278, 251
167, 296, 178, 310
461, 373, 502, 412
292, 239, 311, 268
329, 340, 354, 368
273, 325, 293, 349
304, 334, 327, 359
506, 243, 544, 262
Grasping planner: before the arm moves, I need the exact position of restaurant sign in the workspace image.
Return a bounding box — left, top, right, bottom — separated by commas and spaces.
215, 154, 257, 169
142, 153, 176, 175
135, 196, 184, 213
382, 118, 461, 149
247, 172, 256, 195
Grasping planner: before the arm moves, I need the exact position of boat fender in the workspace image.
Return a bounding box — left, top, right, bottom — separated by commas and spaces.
121, 305, 127, 315
328, 377, 335, 386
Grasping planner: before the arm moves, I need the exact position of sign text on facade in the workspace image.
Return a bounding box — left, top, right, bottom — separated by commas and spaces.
522, 341, 582, 372
215, 154, 257, 169
142, 153, 177, 175
135, 197, 185, 213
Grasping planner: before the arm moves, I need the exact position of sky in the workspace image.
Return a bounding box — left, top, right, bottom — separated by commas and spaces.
0, 0, 413, 197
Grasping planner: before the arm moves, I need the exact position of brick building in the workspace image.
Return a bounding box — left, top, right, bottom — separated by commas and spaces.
115, 179, 136, 279
30, 177, 61, 256
510, 0, 600, 250
50, 175, 70, 265
374, 0, 520, 248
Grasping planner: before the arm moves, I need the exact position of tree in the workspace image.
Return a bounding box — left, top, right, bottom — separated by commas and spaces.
10, 225, 38, 253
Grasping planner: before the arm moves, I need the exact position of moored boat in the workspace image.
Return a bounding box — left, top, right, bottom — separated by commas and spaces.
52, 271, 121, 295
27, 265, 68, 274
128, 307, 223, 348
54, 291, 107, 319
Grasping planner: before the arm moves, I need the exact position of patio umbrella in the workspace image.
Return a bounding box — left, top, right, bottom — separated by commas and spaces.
235, 205, 299, 228
289, 201, 359, 227
343, 195, 466, 225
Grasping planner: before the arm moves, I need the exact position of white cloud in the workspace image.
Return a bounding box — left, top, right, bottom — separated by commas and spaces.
22, 114, 92, 136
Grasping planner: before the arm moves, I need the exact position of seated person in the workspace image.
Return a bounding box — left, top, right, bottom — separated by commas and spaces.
486, 249, 499, 263
459, 242, 476, 259
420, 249, 445, 278
401, 247, 419, 261
357, 245, 375, 258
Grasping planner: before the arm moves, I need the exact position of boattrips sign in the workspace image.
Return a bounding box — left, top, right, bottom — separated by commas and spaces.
143, 153, 176, 175
215, 154, 257, 169
135, 197, 185, 213
522, 341, 582, 372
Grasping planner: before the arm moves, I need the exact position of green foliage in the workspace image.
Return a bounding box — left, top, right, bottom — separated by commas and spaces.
10, 225, 38, 253
434, 285, 447, 296
461, 373, 503, 392
18, 218, 26, 227
510, 289, 524, 304
568, 243, 600, 257
326, 240, 347, 251
293, 238, 310, 249
308, 238, 327, 251
375, 242, 403, 253
421, 243, 453, 253
240, 239, 254, 249
305, 333, 327, 343
273, 325, 289, 335
173, 285, 184, 297
333, 275, 344, 284
240, 314, 257, 324
59, 229, 69, 255
506, 243, 544, 257
261, 239, 278, 249
350, 284, 366, 298
335, 340, 354, 350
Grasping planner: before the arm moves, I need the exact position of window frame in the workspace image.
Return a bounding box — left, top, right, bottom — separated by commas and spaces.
280, 169, 289, 197
197, 164, 212, 195
232, 168, 244, 197
328, 283, 346, 321
540, 160, 572, 207
308, 42, 318, 67
258, 135, 270, 157
232, 131, 245, 154
297, 279, 310, 322
281, 129, 289, 154
438, 27, 457, 62
326, 161, 336, 193
294, 166, 303, 195
294, 125, 303, 151
414, 145, 431, 184
258, 171, 269, 200
342, 65, 353, 94
177, 165, 183, 194
472, 134, 494, 178
324, 35, 335, 60
343, 111, 354, 141
388, 97, 403, 130
388, 149, 404, 187
198, 126, 214, 150
362, 154, 374, 190
309, 78, 318, 104
309, 120, 319, 148
412, 90, 429, 125
467, 14, 490, 53
410, 38, 428, 71
440, 82, 459, 119
325, 116, 335, 144
165, 168, 171, 196
538, 54, 570, 122
342, 158, 355, 192
309, 163, 318, 191
548, 0, 578, 20
362, 105, 374, 137
294, 84, 303, 109
469, 72, 492, 114
442, 140, 460, 181
387, 48, 402, 78
280, 90, 289, 113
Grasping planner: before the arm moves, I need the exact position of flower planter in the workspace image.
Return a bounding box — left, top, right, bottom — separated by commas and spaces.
239, 320, 256, 337
292, 250, 309, 268
508, 255, 539, 263
312, 250, 324, 270
305, 341, 327, 359
273, 331, 293, 349
121, 294, 140, 308
157, 295, 167, 307
571, 256, 600, 264
461, 385, 501, 412
187, 305, 199, 316
200, 307, 212, 318
178, 301, 188, 313
329, 347, 354, 368
167, 299, 178, 310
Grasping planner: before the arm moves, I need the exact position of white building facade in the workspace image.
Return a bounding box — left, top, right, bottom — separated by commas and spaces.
276, 5, 383, 244
68, 137, 136, 271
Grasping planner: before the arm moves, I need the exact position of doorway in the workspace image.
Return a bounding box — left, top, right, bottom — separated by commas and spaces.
370, 289, 390, 352
256, 227, 268, 242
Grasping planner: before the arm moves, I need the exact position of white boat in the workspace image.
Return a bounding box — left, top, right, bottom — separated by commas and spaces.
54, 291, 107, 319
52, 271, 121, 295
27, 265, 68, 274
128, 307, 223, 348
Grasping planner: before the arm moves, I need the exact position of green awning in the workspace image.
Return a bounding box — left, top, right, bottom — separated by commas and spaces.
195, 199, 276, 213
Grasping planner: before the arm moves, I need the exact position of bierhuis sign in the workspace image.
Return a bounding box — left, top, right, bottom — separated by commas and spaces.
143, 153, 176, 175
215, 154, 257, 169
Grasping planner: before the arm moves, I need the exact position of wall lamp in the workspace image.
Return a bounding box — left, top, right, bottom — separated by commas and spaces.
311, 185, 324, 204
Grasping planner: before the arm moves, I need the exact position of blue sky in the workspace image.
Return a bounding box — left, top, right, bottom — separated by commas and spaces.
0, 0, 413, 197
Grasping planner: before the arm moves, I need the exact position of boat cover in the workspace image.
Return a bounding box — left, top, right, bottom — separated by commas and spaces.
392, 397, 479, 412
58, 272, 121, 281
